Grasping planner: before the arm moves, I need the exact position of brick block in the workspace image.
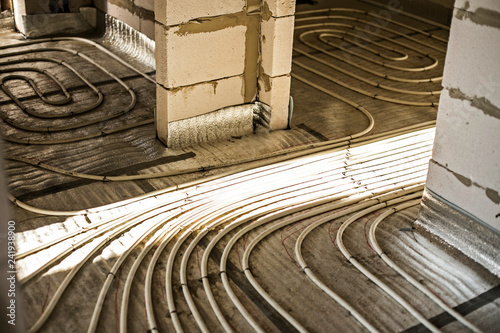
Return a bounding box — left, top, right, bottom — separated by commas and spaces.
155, 0, 245, 26
106, 2, 140, 31
140, 17, 154, 39
155, 23, 246, 88
158, 75, 245, 123
263, 0, 296, 17
443, 7, 500, 108
154, 0, 166, 24
135, 0, 154, 12
155, 22, 168, 85
261, 15, 294, 77
107, 0, 134, 11
258, 74, 291, 130
432, 89, 500, 190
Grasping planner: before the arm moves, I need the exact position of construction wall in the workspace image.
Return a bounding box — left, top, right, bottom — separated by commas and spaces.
94, 0, 155, 39
155, 0, 295, 146
12, 0, 94, 36
11, 0, 153, 39
425, 0, 500, 232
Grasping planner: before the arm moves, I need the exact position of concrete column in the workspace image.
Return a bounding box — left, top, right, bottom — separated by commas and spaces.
424, 0, 500, 232
155, 0, 295, 147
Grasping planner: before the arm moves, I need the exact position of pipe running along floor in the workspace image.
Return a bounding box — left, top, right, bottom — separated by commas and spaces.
1, 1, 499, 332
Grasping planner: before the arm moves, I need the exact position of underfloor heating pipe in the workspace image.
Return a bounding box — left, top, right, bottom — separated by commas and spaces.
368, 204, 483, 333
206, 175, 428, 332
127, 132, 434, 332
244, 185, 426, 333
19, 129, 433, 332
8, 121, 435, 218
335, 197, 442, 333
218, 182, 424, 332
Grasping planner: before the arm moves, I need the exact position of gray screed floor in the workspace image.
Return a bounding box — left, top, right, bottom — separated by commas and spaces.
1, 0, 499, 332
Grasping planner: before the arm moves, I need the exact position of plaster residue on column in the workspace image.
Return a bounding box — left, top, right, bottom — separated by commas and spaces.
426, 160, 500, 231
454, 0, 500, 26
443, 1, 500, 109
430, 88, 500, 229
448, 87, 500, 120
161, 0, 245, 26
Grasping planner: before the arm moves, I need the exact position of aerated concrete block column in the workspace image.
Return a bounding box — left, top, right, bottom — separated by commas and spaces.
423, 0, 500, 232
155, 0, 295, 146
259, 0, 295, 130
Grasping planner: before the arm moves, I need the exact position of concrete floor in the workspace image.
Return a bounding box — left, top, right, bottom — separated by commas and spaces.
2, 0, 499, 332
